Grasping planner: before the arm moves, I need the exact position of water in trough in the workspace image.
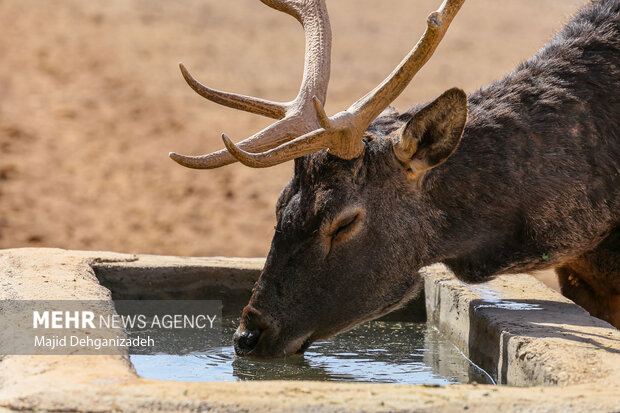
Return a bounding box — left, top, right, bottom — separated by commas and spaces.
131, 313, 493, 385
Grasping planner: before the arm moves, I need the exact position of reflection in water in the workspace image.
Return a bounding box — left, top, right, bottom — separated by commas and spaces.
131, 314, 493, 385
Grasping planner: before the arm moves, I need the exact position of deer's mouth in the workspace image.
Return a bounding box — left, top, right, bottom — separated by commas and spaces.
295, 336, 313, 355
239, 330, 315, 360
283, 331, 314, 358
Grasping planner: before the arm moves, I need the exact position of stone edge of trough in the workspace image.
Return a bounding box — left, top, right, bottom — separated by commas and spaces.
421, 264, 620, 386
0, 247, 618, 413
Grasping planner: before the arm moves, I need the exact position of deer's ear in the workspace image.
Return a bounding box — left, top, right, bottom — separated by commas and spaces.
393, 88, 467, 178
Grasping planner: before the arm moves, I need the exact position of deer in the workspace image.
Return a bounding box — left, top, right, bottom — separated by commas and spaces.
169, 0, 620, 359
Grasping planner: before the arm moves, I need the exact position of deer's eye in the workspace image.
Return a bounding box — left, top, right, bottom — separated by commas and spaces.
332, 214, 358, 237
328, 210, 364, 245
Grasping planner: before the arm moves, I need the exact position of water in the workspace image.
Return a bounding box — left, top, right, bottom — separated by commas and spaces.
131, 314, 493, 385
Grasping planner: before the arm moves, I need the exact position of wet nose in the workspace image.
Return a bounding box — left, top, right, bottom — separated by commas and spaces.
233, 305, 276, 356
233, 329, 262, 355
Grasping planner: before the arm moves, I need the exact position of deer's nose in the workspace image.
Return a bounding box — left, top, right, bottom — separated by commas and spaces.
233, 329, 262, 355
234, 304, 277, 356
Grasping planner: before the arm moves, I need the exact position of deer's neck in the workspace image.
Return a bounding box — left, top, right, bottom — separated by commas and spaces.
420, 84, 619, 282
407, 1, 620, 282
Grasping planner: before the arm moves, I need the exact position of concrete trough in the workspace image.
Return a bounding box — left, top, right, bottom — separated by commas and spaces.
0, 248, 619, 412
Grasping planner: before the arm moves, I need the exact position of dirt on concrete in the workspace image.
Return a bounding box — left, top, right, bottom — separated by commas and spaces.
0, 0, 583, 264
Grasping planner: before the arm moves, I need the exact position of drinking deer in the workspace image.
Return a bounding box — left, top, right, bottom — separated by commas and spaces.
170, 0, 620, 358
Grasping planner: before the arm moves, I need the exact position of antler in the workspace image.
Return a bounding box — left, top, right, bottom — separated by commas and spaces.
169, 0, 332, 169
170, 0, 465, 169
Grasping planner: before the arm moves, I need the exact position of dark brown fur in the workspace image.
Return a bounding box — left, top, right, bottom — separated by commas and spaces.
234, 0, 620, 358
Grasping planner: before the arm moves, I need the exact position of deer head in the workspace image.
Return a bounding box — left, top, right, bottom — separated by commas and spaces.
171, 0, 467, 358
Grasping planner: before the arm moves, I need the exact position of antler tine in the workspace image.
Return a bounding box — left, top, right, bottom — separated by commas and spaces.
222, 0, 465, 168
222, 129, 330, 168
169, 114, 312, 169
179, 63, 287, 120
169, 148, 235, 170
350, 0, 466, 124
170, 0, 332, 169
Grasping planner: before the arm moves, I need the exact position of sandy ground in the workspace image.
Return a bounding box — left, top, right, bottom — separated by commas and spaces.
0, 0, 583, 269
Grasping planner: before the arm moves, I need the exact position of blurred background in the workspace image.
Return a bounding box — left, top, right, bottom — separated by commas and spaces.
0, 0, 584, 258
